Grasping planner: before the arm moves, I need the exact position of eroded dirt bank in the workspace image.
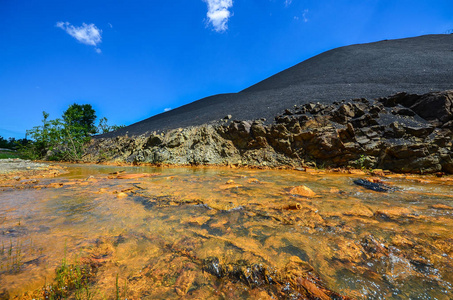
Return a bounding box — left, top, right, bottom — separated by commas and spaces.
84, 90, 453, 174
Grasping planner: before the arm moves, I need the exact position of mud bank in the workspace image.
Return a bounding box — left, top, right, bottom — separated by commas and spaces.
0, 159, 65, 182
83, 90, 453, 174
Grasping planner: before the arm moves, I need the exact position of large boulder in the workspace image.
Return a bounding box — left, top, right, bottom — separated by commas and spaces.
382, 90, 453, 126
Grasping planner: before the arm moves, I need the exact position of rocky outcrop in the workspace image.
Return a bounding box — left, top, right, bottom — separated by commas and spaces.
83, 91, 453, 174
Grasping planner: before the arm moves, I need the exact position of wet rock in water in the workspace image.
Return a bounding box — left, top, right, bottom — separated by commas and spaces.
329, 187, 340, 194
247, 178, 260, 184
201, 257, 349, 299
343, 204, 374, 218
353, 179, 395, 192
0, 288, 10, 300
348, 169, 366, 175
361, 235, 389, 257
112, 173, 155, 179
202, 257, 224, 278
281, 203, 302, 210
333, 239, 364, 264
296, 277, 330, 300
373, 207, 414, 222
219, 182, 243, 190
109, 170, 126, 175
174, 270, 196, 296
289, 185, 317, 197
2, 226, 28, 238
181, 216, 211, 226
430, 204, 453, 210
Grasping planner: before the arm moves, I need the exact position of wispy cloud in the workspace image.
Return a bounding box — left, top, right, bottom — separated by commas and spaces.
294, 9, 309, 23
203, 0, 233, 32
285, 0, 292, 7
56, 22, 102, 53
164, 108, 172, 112
302, 9, 309, 22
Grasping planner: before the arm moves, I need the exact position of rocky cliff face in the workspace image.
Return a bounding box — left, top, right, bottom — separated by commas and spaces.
83, 91, 453, 174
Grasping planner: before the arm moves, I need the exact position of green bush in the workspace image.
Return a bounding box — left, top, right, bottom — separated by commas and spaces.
21, 104, 123, 161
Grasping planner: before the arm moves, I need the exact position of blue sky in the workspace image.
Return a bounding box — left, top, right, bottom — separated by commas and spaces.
1, 0, 452, 139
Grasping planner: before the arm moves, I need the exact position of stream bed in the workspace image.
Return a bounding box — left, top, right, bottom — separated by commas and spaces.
0, 164, 452, 299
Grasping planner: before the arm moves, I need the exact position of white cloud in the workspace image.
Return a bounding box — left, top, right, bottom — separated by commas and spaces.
164, 108, 172, 112
302, 9, 309, 22
56, 22, 102, 52
203, 0, 233, 32
285, 0, 292, 7
295, 9, 309, 22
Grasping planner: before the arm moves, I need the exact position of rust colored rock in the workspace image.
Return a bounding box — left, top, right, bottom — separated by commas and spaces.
430, 204, 453, 210
247, 178, 260, 184
48, 182, 63, 188
329, 187, 340, 193
282, 203, 302, 210
348, 169, 366, 175
174, 270, 196, 296
115, 173, 155, 179
343, 204, 374, 218
374, 208, 413, 221
366, 177, 384, 184
289, 185, 317, 197
182, 216, 211, 226
296, 277, 331, 300
370, 169, 385, 176
219, 183, 243, 190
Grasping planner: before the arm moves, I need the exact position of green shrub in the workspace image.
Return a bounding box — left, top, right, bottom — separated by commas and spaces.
20, 104, 123, 161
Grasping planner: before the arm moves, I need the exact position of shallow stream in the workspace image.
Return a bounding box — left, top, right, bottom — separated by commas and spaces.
0, 165, 452, 299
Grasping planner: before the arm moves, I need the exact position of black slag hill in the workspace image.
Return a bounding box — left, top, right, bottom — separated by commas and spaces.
101, 34, 453, 138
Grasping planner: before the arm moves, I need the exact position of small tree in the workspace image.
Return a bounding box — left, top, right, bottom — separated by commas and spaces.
24, 112, 66, 159
22, 103, 124, 161
97, 117, 126, 134
63, 104, 97, 136
0, 136, 9, 149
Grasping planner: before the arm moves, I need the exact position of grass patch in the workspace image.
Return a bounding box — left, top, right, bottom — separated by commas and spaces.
0, 150, 22, 159
42, 252, 97, 300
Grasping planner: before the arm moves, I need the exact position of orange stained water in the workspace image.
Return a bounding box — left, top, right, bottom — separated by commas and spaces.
0, 164, 452, 299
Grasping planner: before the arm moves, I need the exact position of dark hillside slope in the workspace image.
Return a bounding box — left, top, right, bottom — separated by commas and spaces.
242, 34, 453, 92
102, 34, 453, 138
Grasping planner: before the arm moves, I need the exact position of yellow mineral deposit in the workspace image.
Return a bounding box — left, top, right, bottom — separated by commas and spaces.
0, 165, 452, 299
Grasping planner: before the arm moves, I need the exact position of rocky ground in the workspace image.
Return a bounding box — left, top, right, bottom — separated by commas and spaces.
0, 159, 65, 181
83, 90, 453, 174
